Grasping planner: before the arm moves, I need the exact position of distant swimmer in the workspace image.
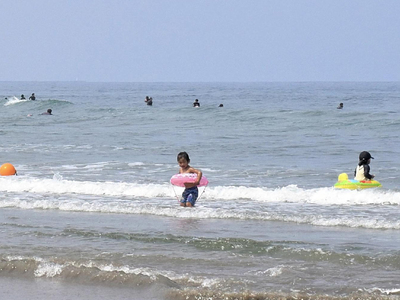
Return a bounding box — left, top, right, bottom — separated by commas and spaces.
29, 93, 36, 100
193, 99, 200, 107
40, 109, 52, 115
337, 103, 343, 109
145, 96, 153, 106
219, 103, 223, 107
20, 94, 26, 100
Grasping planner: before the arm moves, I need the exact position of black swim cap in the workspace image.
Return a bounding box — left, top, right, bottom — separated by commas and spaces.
359, 151, 374, 161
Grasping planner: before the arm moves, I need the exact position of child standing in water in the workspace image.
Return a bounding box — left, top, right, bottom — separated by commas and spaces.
354, 151, 375, 181
177, 152, 202, 207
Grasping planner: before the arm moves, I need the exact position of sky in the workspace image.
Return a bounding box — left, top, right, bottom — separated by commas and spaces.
1, 0, 399, 82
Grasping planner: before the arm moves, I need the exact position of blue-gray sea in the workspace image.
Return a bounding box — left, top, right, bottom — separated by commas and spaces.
1, 81, 400, 300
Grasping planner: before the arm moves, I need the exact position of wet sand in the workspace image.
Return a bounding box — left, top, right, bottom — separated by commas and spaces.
0, 276, 164, 300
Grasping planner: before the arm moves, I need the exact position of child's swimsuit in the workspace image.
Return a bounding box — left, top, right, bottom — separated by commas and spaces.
354, 164, 373, 181
181, 187, 198, 206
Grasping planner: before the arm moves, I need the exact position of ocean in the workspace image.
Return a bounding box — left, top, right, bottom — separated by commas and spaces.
0, 81, 400, 300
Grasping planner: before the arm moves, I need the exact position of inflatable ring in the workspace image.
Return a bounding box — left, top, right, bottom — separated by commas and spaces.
334, 173, 381, 189
170, 173, 208, 187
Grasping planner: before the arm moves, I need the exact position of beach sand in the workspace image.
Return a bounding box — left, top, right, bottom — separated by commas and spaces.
0, 276, 165, 300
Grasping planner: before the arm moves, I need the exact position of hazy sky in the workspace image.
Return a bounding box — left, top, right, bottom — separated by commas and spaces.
1, 0, 399, 82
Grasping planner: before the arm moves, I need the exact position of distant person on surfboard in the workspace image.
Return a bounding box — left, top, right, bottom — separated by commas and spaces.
193, 99, 200, 107
29, 93, 36, 100
177, 152, 202, 207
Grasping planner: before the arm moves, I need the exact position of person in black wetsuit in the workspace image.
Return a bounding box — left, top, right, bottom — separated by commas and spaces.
145, 96, 153, 106
193, 99, 200, 107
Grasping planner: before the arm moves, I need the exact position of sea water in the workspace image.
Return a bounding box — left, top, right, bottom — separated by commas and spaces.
0, 81, 400, 299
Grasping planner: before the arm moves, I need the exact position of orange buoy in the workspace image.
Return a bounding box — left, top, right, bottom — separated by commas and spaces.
0, 163, 17, 176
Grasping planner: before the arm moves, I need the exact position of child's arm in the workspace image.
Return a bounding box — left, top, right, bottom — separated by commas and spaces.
364, 165, 374, 179
184, 168, 202, 188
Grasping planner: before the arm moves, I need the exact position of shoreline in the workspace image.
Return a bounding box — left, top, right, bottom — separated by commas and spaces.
1, 276, 398, 300
0, 276, 166, 300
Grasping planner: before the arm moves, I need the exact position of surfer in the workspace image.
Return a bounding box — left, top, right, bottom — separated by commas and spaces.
193, 99, 200, 107
337, 103, 343, 109
354, 151, 374, 181
219, 103, 224, 107
40, 109, 52, 115
177, 152, 202, 207
145, 96, 153, 106
20, 94, 26, 100
29, 93, 36, 100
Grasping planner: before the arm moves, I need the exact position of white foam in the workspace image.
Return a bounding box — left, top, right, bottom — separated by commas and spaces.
53, 173, 63, 181
253, 265, 286, 277
35, 262, 64, 277
367, 287, 400, 295
1, 177, 400, 229
4, 96, 28, 106
205, 184, 400, 206
2, 176, 400, 206
128, 162, 145, 166
6, 255, 43, 262
0, 177, 172, 198
4, 255, 165, 280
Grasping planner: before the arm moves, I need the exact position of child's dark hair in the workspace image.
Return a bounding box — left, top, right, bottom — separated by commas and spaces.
177, 152, 190, 162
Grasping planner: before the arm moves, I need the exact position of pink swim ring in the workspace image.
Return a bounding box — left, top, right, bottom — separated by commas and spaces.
170, 173, 209, 187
